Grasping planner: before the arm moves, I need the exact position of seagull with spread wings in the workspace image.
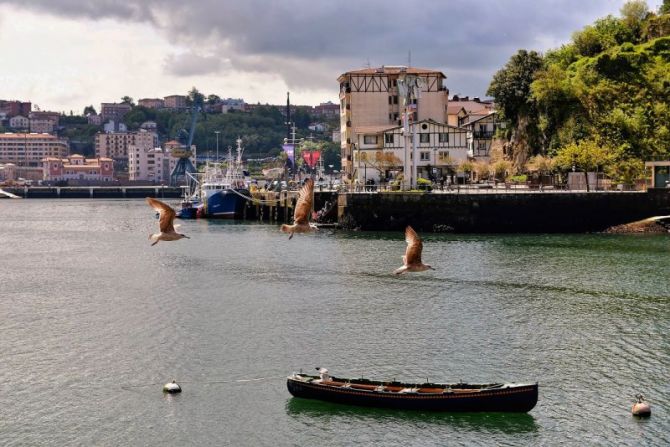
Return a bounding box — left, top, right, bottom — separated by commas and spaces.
394, 226, 434, 275
146, 197, 190, 246
280, 178, 318, 240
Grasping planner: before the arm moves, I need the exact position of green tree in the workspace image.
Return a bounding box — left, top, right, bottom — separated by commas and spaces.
83, 105, 96, 116
207, 94, 221, 105
186, 87, 205, 107
121, 96, 134, 106
661, 0, 670, 14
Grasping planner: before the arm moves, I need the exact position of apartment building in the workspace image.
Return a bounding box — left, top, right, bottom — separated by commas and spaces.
100, 102, 132, 123
138, 98, 165, 109
0, 133, 68, 166
128, 146, 191, 183
94, 131, 156, 160
43, 154, 114, 183
353, 119, 469, 182
338, 65, 449, 180
30, 118, 56, 134
0, 100, 31, 118
9, 115, 29, 130
164, 95, 187, 110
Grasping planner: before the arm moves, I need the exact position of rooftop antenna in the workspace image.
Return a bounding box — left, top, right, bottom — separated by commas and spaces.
366, 58, 371, 68
408, 50, 411, 67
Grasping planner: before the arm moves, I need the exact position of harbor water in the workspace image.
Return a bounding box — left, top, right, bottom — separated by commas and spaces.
1, 199, 668, 446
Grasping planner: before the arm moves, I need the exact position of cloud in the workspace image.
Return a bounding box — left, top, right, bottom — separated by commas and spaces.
163, 52, 225, 76
0, 0, 658, 96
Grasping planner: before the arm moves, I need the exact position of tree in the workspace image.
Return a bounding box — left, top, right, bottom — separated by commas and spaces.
620, 0, 649, 39
661, 0, 670, 14
120, 96, 135, 106
186, 87, 205, 107
207, 94, 221, 105
83, 105, 96, 116
360, 150, 402, 181
487, 50, 544, 165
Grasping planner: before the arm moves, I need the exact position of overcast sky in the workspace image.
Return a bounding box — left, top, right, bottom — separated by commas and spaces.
0, 0, 662, 113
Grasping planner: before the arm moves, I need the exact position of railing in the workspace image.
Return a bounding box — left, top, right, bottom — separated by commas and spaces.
473, 131, 494, 139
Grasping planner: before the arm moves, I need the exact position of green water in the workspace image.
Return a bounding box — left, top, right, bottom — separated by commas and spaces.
0, 199, 667, 446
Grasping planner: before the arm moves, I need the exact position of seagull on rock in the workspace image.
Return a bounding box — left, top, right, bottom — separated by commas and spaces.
281, 178, 318, 240
146, 197, 190, 246
394, 226, 434, 275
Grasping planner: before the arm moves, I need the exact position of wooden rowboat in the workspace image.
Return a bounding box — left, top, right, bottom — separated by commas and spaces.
287, 371, 538, 413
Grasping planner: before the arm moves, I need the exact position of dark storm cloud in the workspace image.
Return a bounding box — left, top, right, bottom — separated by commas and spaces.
0, 0, 634, 95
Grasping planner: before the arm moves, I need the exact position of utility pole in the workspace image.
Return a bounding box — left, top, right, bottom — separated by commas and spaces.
398, 74, 423, 189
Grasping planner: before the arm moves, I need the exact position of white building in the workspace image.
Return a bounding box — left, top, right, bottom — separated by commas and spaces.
128, 146, 194, 183
353, 119, 469, 182
9, 115, 29, 130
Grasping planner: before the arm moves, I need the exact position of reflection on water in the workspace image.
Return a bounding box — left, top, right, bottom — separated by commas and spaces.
286, 397, 539, 434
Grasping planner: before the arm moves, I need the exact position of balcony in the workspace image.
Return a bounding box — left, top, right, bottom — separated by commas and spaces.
473, 131, 494, 139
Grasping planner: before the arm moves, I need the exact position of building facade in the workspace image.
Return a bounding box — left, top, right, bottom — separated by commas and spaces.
128, 146, 191, 183
138, 98, 165, 109
94, 131, 156, 160
8, 115, 29, 130
29, 118, 56, 134
0, 100, 31, 118
43, 154, 114, 183
0, 133, 69, 167
353, 119, 469, 182
338, 65, 449, 180
460, 112, 500, 159
100, 102, 132, 123
164, 95, 187, 110
313, 101, 340, 117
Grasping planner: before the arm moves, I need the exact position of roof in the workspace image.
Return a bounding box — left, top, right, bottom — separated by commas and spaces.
446, 104, 467, 114
338, 66, 446, 81
375, 119, 467, 133
353, 125, 396, 134
462, 112, 497, 125
450, 100, 494, 114
0, 133, 62, 140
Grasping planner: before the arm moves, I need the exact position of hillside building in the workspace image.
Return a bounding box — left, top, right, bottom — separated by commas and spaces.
0, 133, 68, 167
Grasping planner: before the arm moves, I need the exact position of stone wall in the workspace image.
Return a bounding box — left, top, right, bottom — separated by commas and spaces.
338, 189, 670, 233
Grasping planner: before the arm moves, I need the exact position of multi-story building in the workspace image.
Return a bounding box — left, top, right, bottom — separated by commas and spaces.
100, 102, 132, 123
338, 65, 449, 180
220, 98, 246, 113
8, 115, 29, 130
43, 154, 114, 183
30, 118, 56, 134
353, 119, 469, 182
0, 100, 31, 118
128, 146, 192, 183
164, 95, 187, 110
87, 114, 103, 126
138, 98, 165, 109
0, 133, 68, 167
29, 111, 60, 125
313, 101, 340, 117
94, 131, 156, 160
460, 112, 501, 160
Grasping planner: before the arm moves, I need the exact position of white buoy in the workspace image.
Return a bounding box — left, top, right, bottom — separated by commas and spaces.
632, 394, 651, 417
163, 380, 182, 394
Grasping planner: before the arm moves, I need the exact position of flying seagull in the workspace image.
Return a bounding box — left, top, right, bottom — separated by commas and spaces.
280, 178, 318, 240
394, 226, 434, 275
146, 197, 190, 246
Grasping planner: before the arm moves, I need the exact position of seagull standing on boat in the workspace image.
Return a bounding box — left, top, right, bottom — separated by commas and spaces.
394, 226, 434, 275
280, 178, 318, 240
146, 197, 190, 246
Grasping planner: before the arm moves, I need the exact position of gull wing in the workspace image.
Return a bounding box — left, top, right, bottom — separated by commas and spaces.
146, 197, 176, 233
404, 226, 423, 265
293, 178, 315, 225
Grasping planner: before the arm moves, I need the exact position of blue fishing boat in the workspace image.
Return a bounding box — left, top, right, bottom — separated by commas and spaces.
177, 137, 250, 219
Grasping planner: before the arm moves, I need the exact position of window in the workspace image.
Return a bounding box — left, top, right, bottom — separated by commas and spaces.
388, 95, 398, 105
364, 135, 378, 145
384, 133, 394, 144
439, 133, 448, 143
419, 133, 430, 143
420, 152, 430, 161
438, 151, 450, 162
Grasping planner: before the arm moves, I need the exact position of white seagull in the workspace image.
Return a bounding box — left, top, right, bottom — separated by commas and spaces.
394, 226, 434, 275
280, 178, 318, 239
146, 197, 190, 246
